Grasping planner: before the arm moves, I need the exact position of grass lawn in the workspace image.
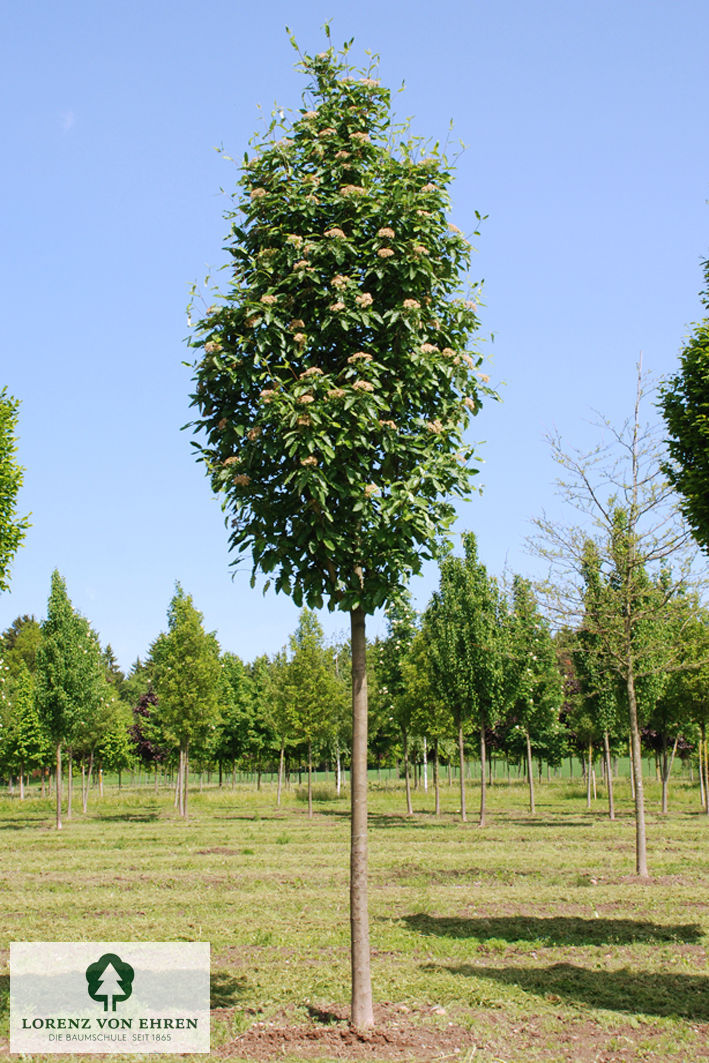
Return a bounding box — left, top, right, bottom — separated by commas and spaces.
1, 774, 708, 1061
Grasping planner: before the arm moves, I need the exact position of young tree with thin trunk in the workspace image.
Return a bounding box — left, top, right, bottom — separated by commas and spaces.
426, 532, 503, 827
502, 576, 562, 815
187, 34, 494, 1026
34, 572, 105, 830
532, 367, 697, 876
151, 586, 222, 820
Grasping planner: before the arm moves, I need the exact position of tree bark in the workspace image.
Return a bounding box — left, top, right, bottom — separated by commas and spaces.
457, 721, 467, 822
478, 727, 487, 827
403, 729, 413, 816
433, 738, 440, 817
349, 606, 373, 1030
55, 742, 62, 831
525, 729, 535, 814
422, 736, 428, 792
336, 748, 342, 796
603, 729, 615, 820
19, 763, 24, 801
307, 740, 313, 818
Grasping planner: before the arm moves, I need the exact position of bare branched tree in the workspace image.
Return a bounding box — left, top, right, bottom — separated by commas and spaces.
529, 363, 701, 877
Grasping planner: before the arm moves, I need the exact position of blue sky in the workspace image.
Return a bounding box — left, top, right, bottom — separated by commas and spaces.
1, 0, 707, 669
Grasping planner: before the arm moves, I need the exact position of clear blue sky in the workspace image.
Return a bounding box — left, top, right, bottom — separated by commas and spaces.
1, 0, 707, 670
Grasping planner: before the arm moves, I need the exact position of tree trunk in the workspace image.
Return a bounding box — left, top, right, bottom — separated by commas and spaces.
41, 768, 46, 798
336, 748, 342, 796
457, 721, 467, 822
55, 742, 62, 831
433, 738, 440, 817
307, 740, 313, 818
586, 742, 593, 809
349, 605, 373, 1030
277, 741, 285, 807
403, 730, 413, 816
175, 750, 183, 813
478, 728, 487, 827
603, 730, 615, 821
66, 750, 73, 818
183, 746, 190, 821
447, 759, 452, 787
700, 725, 708, 813
627, 669, 648, 877
661, 734, 679, 814
81, 759, 87, 813
19, 762, 24, 801
525, 729, 535, 814
422, 736, 428, 792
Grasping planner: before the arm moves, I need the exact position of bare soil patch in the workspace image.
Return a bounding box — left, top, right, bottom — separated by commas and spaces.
219, 1003, 476, 1061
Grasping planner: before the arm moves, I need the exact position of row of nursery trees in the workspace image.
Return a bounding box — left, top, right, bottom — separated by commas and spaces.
3, 533, 709, 826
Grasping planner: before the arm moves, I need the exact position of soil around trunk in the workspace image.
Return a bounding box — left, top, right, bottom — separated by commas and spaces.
219, 1003, 476, 1061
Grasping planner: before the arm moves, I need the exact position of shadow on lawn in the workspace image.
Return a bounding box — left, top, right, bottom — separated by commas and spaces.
405, 913, 703, 946
0, 975, 7, 1021
210, 970, 248, 1008
430, 962, 709, 1021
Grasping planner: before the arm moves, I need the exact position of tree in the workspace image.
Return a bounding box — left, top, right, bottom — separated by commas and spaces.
187, 36, 495, 1027
34, 571, 106, 829
151, 585, 222, 820
532, 367, 696, 876
285, 610, 340, 815
659, 259, 709, 553
426, 532, 503, 826
0, 662, 47, 798
503, 576, 562, 814
377, 593, 418, 815
1, 615, 41, 677
0, 389, 30, 592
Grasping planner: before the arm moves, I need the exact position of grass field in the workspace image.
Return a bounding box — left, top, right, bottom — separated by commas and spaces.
1, 775, 708, 1062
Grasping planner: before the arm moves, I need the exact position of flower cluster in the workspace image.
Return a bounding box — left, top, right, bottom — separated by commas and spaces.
377, 227, 395, 239
247, 426, 261, 441
329, 300, 345, 312
204, 340, 222, 354
324, 227, 347, 239
349, 131, 371, 143
300, 367, 323, 378
378, 419, 397, 430
260, 389, 276, 403
233, 473, 251, 486
402, 299, 420, 310
298, 393, 315, 404
353, 380, 375, 392
260, 294, 277, 305
421, 343, 439, 354
331, 274, 350, 290
300, 456, 318, 467
377, 248, 394, 259
355, 292, 373, 308
364, 483, 379, 498
340, 184, 366, 196
426, 419, 444, 434
327, 388, 345, 400
250, 188, 267, 199
347, 351, 373, 364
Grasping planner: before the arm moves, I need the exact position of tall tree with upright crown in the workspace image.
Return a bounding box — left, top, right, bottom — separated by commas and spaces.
187, 31, 495, 1028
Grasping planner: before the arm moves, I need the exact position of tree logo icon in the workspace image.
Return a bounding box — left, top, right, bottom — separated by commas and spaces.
85, 953, 135, 1011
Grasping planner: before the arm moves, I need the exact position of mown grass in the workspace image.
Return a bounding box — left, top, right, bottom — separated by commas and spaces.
1, 774, 708, 1061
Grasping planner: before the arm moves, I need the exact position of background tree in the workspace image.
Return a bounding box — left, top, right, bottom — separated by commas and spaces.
187, 36, 495, 1027
0, 662, 47, 798
426, 532, 503, 826
532, 368, 696, 876
151, 585, 222, 820
400, 623, 449, 815
503, 576, 562, 814
285, 609, 340, 815
0, 389, 30, 592
377, 593, 418, 814
1, 615, 41, 678
34, 571, 105, 829
659, 258, 709, 554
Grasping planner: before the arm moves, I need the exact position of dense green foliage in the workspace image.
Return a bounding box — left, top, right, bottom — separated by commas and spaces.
0, 389, 29, 593
188, 43, 495, 614
660, 259, 709, 554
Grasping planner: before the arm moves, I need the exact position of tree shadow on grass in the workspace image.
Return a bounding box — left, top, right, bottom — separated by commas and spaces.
211, 970, 248, 1008
95, 812, 160, 822
404, 913, 703, 946
430, 962, 709, 1021
0, 975, 7, 1021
